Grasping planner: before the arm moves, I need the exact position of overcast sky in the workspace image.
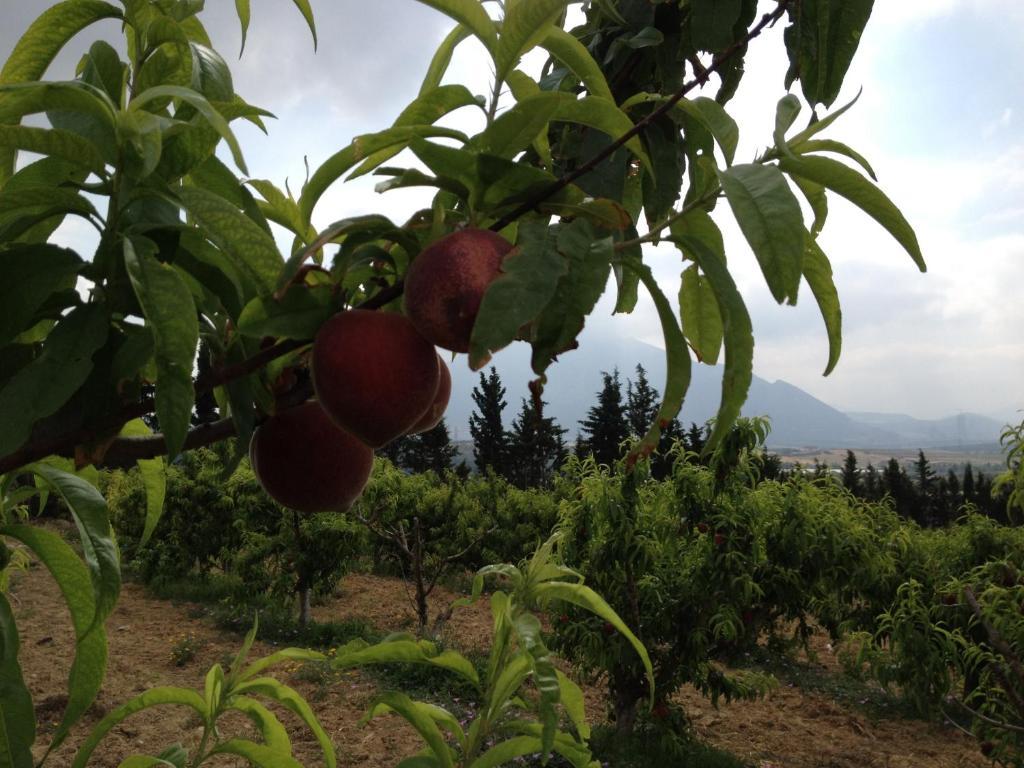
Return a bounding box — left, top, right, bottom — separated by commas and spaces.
4, 1, 1022, 422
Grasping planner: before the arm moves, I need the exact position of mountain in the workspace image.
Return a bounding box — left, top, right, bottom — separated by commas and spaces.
443, 337, 1006, 450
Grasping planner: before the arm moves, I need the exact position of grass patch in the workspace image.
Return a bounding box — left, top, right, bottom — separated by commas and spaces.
737, 643, 917, 721
588, 724, 747, 768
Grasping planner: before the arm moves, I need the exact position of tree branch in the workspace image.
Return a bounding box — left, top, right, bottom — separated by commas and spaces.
488, 0, 792, 233
0, 281, 404, 475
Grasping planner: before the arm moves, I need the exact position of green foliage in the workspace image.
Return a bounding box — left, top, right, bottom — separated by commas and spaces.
74, 620, 335, 768
107, 446, 365, 604
332, 535, 652, 768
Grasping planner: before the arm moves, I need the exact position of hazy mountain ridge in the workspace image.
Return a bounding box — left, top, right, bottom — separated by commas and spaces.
444, 338, 1007, 450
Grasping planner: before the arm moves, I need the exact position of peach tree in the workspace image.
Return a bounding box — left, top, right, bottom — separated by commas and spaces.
0, 0, 923, 764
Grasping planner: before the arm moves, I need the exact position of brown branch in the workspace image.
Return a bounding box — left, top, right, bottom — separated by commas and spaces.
0, 279, 406, 474
99, 418, 238, 469
488, 0, 792, 233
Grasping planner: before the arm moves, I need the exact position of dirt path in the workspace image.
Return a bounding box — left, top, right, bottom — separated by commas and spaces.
13, 560, 988, 767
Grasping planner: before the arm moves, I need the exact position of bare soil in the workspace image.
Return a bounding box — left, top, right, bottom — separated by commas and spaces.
13, 559, 987, 768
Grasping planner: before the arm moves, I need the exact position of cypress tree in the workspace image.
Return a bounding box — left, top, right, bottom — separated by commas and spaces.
508, 397, 567, 488
469, 367, 510, 475
403, 419, 458, 474
625, 364, 659, 437
578, 369, 629, 467
962, 462, 976, 503
685, 422, 708, 457
841, 450, 860, 495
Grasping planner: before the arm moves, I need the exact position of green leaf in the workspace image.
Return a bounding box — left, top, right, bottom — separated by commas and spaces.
469, 736, 543, 768
276, 214, 413, 292
496, 0, 571, 83
349, 85, 481, 179
188, 43, 234, 102
333, 638, 480, 689
232, 678, 336, 768
0, 593, 35, 768
673, 96, 739, 166
792, 0, 874, 108
209, 739, 303, 768
555, 670, 589, 740
533, 580, 653, 701
0, 244, 82, 347
130, 84, 247, 174
361, 692, 454, 768
237, 285, 335, 340
118, 420, 166, 546
794, 139, 876, 180
680, 265, 723, 365
626, 261, 692, 461
672, 235, 754, 450
228, 697, 292, 754
124, 237, 198, 460
555, 96, 652, 175
412, 0, 497, 54
717, 163, 805, 305
299, 126, 467, 223
238, 647, 326, 684
0, 124, 107, 173
473, 92, 562, 159
777, 154, 924, 271
539, 27, 613, 99
0, 303, 108, 458
0, 0, 122, 183
247, 179, 308, 240
791, 175, 828, 236
470, 219, 564, 369
288, 0, 318, 49
529, 221, 611, 377
178, 186, 283, 295
690, 0, 742, 51
420, 26, 471, 95
0, 524, 106, 753
29, 464, 120, 623
786, 88, 861, 146
115, 757, 176, 768
773, 93, 802, 159
71, 688, 205, 768
802, 236, 842, 375
234, 0, 251, 54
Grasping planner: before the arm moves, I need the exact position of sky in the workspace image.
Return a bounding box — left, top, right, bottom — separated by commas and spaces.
3, 0, 1022, 422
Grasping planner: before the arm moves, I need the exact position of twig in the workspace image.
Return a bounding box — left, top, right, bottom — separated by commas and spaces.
488, 0, 792, 233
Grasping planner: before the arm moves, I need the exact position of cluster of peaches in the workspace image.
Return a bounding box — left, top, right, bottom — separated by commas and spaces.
249, 229, 511, 512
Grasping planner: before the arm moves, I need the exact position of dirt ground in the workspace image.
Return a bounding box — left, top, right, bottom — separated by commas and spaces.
13, 559, 988, 768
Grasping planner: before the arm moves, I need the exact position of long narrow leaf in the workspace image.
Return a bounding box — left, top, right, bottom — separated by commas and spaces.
71, 688, 207, 768
0, 593, 35, 768
778, 154, 924, 271
1, 524, 107, 754
413, 0, 498, 54
232, 678, 336, 768
361, 692, 455, 768
124, 238, 198, 460
673, 235, 754, 450
802, 236, 842, 375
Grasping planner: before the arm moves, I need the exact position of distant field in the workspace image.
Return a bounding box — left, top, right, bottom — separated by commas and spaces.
774, 446, 1006, 474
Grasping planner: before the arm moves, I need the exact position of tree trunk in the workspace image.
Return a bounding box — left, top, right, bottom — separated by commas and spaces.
297, 584, 311, 627
412, 517, 429, 630
610, 665, 645, 737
